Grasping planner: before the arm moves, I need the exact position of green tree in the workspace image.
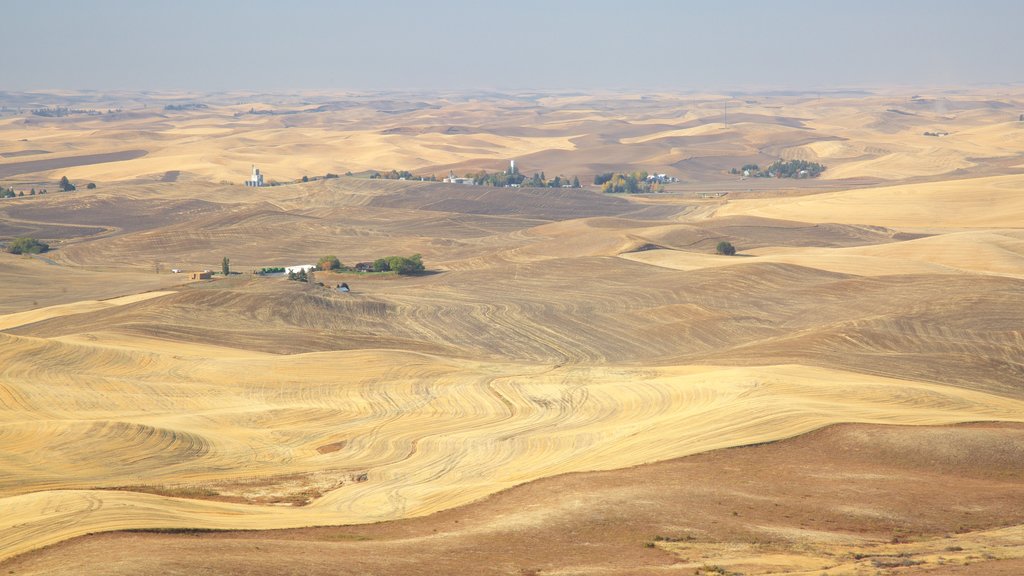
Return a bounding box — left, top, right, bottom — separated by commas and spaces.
86, 182, 96, 189
222, 256, 230, 276
716, 241, 737, 256
386, 254, 425, 275
372, 258, 390, 272
7, 237, 49, 254
572, 176, 581, 188
59, 176, 76, 192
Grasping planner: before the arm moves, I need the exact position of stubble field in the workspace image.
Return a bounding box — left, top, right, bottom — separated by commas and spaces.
0, 89, 1022, 574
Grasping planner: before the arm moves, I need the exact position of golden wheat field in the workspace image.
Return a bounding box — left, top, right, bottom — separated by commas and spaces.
1, 89, 1023, 574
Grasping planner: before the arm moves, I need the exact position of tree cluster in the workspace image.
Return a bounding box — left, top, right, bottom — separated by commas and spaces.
6, 237, 49, 254
59, 176, 76, 192
371, 254, 425, 275
31, 107, 102, 117
731, 160, 825, 178
288, 269, 310, 282
598, 171, 662, 194
457, 164, 581, 189
716, 241, 737, 256
295, 173, 343, 184
370, 169, 437, 181
317, 255, 341, 271
313, 253, 426, 275
163, 103, 208, 111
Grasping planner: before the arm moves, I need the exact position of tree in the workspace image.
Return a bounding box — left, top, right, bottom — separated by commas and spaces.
572, 176, 581, 188
222, 256, 230, 276
86, 182, 96, 189
385, 254, 425, 275
59, 176, 76, 192
716, 241, 737, 256
372, 258, 390, 272
317, 255, 341, 271
302, 175, 309, 183
7, 237, 49, 254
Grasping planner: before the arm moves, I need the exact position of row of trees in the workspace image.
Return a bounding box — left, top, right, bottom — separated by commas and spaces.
731, 160, 825, 178
369, 169, 436, 181
299, 173, 340, 183
0, 187, 45, 198
316, 254, 425, 275
596, 172, 663, 194
1, 176, 92, 199
467, 169, 581, 189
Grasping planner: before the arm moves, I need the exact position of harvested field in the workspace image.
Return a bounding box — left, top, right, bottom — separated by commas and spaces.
0, 149, 147, 178
1, 89, 1023, 572
3, 423, 1022, 576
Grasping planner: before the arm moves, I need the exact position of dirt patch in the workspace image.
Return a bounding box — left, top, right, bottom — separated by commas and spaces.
316, 440, 347, 454
105, 470, 369, 507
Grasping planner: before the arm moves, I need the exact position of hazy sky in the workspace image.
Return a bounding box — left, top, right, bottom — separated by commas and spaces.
7, 0, 1023, 92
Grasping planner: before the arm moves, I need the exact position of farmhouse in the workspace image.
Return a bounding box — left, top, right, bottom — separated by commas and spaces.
285, 264, 316, 274
190, 270, 212, 280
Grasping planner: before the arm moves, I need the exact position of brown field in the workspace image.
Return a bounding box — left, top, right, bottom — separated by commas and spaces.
0, 89, 1022, 574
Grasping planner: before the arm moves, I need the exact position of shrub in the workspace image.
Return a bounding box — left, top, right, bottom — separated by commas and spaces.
716, 241, 736, 256
7, 237, 49, 254
86, 182, 97, 189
